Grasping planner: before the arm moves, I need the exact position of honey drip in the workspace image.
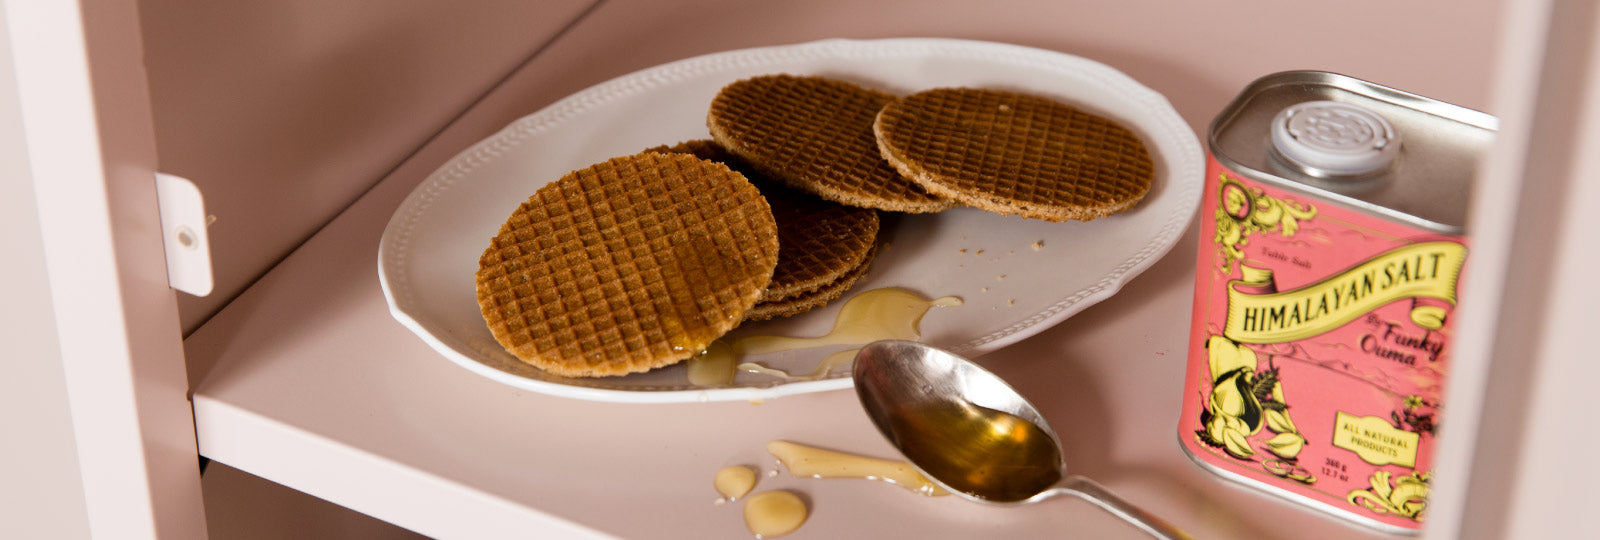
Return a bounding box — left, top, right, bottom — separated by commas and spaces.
736, 349, 858, 381
742, 490, 807, 538
766, 440, 949, 497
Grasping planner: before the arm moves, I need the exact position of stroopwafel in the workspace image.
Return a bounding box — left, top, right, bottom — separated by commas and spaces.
474, 152, 779, 377
708, 74, 954, 213
874, 87, 1154, 221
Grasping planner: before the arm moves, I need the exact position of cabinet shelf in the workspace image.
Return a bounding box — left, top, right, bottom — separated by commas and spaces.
180, 3, 1495, 537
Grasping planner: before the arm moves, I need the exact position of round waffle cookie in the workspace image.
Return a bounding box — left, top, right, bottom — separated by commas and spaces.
475, 152, 779, 378
874, 87, 1155, 221
708, 74, 954, 213
649, 140, 880, 302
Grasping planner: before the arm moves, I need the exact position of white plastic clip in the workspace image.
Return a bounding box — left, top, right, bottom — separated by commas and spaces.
154, 172, 213, 296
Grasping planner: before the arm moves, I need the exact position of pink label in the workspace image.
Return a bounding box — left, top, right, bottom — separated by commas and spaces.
1178, 158, 1466, 531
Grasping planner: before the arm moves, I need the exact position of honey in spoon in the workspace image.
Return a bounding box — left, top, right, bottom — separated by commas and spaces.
889, 401, 1062, 503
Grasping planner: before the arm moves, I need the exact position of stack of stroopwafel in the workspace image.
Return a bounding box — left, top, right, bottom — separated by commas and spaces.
648, 140, 880, 321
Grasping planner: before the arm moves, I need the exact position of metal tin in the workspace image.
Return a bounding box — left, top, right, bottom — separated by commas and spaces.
1178, 71, 1495, 533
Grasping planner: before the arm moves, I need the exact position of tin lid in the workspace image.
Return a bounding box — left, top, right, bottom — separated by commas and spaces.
1270, 100, 1399, 177
1208, 71, 1496, 233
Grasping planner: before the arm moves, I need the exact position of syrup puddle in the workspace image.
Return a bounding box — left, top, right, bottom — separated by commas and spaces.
767, 440, 948, 497
737, 349, 857, 381
743, 490, 807, 538
684, 288, 962, 384
734, 288, 963, 355
686, 341, 737, 386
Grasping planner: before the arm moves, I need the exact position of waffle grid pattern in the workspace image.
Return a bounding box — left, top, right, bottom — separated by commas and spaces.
475, 152, 778, 377
875, 87, 1154, 221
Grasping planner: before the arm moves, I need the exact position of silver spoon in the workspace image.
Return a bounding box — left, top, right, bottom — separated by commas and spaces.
853, 340, 1192, 540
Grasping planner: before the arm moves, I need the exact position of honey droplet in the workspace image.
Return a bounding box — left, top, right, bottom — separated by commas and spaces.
743, 490, 807, 538
714, 465, 758, 501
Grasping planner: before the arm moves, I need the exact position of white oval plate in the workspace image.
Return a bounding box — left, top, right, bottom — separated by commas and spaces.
378, 38, 1201, 403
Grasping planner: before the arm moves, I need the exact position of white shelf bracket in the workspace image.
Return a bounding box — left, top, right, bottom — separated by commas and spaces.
154, 172, 213, 296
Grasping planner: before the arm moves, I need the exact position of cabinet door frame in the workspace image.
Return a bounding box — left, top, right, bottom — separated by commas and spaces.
6, 0, 205, 538
1427, 1, 1600, 538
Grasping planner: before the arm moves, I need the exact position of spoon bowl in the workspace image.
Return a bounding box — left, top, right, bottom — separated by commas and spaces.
853, 340, 1191, 539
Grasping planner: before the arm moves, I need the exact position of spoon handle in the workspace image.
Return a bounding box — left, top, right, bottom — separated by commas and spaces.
1055, 475, 1194, 540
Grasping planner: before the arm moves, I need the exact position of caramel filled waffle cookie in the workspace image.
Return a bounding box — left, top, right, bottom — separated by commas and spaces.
874, 87, 1154, 221
475, 152, 779, 378
746, 245, 877, 321
708, 74, 954, 213
649, 140, 880, 302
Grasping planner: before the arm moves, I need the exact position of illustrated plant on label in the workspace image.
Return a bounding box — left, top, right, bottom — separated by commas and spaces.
1347, 470, 1430, 520
1194, 335, 1315, 484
